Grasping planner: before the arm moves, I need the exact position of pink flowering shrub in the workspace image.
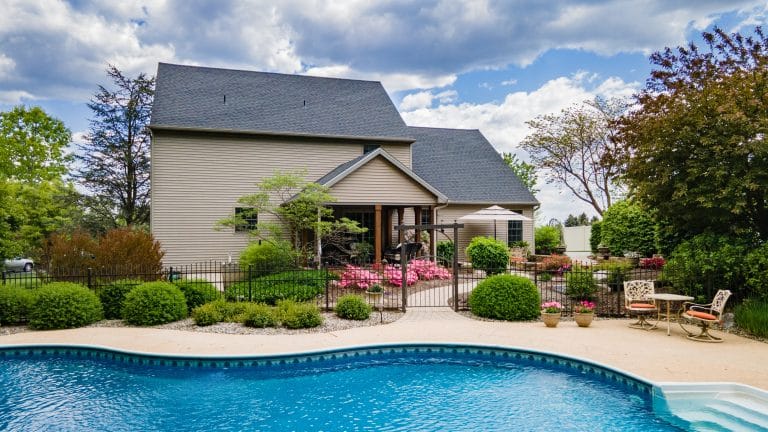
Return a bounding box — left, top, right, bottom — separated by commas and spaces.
338, 265, 383, 290
408, 260, 452, 280
639, 257, 666, 269
383, 265, 418, 287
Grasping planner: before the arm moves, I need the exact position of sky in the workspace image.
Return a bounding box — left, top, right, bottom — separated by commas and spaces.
2, 0, 767, 224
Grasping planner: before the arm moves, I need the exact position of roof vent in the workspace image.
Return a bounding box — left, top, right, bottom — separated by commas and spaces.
223, 94, 227, 104
303, 100, 306, 107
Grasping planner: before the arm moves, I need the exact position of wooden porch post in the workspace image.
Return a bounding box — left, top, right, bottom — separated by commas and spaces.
374, 204, 382, 263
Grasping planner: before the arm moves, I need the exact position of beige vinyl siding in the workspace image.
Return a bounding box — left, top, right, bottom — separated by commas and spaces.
152, 132, 385, 265
435, 205, 535, 262
330, 157, 436, 205
380, 144, 411, 167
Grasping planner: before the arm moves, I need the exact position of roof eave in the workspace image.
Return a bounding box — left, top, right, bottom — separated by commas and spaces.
148, 124, 415, 144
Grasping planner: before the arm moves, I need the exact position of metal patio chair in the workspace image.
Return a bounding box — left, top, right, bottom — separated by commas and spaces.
680, 290, 732, 343
624, 280, 658, 330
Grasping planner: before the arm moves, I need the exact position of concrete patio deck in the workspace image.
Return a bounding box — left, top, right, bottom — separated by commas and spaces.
2, 308, 767, 391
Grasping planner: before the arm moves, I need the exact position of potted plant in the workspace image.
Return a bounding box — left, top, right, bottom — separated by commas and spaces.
574, 300, 595, 327
597, 243, 610, 259
365, 284, 385, 303
541, 301, 563, 327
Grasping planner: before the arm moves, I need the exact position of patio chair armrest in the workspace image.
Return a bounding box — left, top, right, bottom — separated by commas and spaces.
687, 304, 712, 313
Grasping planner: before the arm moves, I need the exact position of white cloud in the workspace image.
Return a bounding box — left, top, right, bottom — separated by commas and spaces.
501, 78, 517, 86
401, 73, 639, 223
400, 91, 436, 111
304, 64, 457, 93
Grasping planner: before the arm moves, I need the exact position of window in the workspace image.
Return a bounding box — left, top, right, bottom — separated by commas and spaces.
420, 207, 431, 226
363, 144, 380, 154
507, 220, 523, 245
235, 207, 258, 232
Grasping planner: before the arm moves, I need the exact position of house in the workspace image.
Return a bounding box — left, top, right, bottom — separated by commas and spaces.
149, 63, 538, 266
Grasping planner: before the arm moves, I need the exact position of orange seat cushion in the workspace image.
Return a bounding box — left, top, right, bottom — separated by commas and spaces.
630, 303, 656, 309
686, 310, 717, 321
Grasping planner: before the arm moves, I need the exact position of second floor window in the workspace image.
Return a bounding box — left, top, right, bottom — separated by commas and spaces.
235, 207, 258, 232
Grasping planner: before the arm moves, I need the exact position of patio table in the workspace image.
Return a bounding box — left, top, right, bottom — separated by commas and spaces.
648, 293, 694, 336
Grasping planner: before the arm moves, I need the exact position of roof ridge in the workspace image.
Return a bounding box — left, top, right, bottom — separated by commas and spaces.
407, 125, 480, 132
157, 62, 384, 85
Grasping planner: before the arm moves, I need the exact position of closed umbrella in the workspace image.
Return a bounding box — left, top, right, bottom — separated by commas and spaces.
458, 205, 531, 239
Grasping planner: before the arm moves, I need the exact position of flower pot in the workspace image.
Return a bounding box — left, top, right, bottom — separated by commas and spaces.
574, 312, 594, 327
541, 312, 561, 328
365, 291, 384, 304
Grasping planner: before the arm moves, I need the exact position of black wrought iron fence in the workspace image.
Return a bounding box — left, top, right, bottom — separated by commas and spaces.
1, 259, 739, 316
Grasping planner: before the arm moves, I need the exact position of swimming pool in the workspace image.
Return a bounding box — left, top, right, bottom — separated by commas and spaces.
0, 344, 685, 431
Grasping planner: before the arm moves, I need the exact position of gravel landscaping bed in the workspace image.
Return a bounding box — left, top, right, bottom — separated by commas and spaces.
0, 311, 404, 337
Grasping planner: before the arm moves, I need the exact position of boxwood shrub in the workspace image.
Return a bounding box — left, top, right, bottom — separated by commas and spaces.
241, 303, 279, 328
468, 275, 540, 321
122, 281, 187, 326
99, 279, 142, 319
28, 282, 103, 330
0, 287, 36, 325
174, 279, 219, 312
191, 301, 225, 326
239, 240, 297, 276
335, 295, 371, 320
466, 236, 509, 275
276, 300, 323, 329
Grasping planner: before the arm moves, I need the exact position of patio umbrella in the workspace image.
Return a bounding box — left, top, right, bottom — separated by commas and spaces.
458, 205, 531, 239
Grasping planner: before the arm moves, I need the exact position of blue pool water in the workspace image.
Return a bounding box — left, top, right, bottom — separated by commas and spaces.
0, 345, 685, 431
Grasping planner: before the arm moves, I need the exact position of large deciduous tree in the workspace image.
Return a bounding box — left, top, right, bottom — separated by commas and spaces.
521, 97, 626, 215
619, 27, 768, 245
0, 106, 71, 183
76, 65, 155, 227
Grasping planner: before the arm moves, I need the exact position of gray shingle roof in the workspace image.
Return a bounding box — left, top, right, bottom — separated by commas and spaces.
410, 127, 539, 204
150, 63, 412, 140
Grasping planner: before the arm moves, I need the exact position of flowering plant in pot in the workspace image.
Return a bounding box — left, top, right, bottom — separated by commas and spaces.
574, 300, 596, 327
541, 301, 563, 328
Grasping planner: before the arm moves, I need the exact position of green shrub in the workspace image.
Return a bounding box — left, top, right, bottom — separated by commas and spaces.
0, 287, 36, 324
535, 226, 560, 255
99, 279, 142, 319
745, 243, 768, 301
241, 303, 279, 328
225, 270, 326, 304
589, 221, 602, 253
663, 234, 748, 298
466, 237, 509, 275
174, 279, 219, 312
122, 281, 188, 326
537, 272, 553, 282
436, 240, 454, 267
29, 282, 103, 330
468, 274, 540, 321
604, 263, 632, 292
735, 299, 768, 339
239, 240, 297, 276
565, 271, 598, 300
335, 295, 372, 320
277, 300, 323, 329
191, 302, 224, 326
600, 200, 657, 257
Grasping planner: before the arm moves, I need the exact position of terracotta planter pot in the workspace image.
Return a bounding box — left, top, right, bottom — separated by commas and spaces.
574, 312, 594, 327
541, 312, 561, 328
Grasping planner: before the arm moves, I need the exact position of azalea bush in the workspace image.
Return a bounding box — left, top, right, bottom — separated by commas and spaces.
383, 265, 418, 287
409, 259, 452, 280
337, 265, 383, 290
540, 255, 572, 271
541, 301, 563, 313
639, 256, 666, 269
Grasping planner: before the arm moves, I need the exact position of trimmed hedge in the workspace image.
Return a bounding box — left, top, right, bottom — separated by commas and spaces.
335, 295, 371, 320
225, 270, 326, 304
174, 279, 219, 312
468, 275, 540, 321
29, 282, 103, 330
99, 279, 142, 319
0, 287, 36, 325
191, 301, 225, 326
122, 282, 188, 326
241, 303, 279, 328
